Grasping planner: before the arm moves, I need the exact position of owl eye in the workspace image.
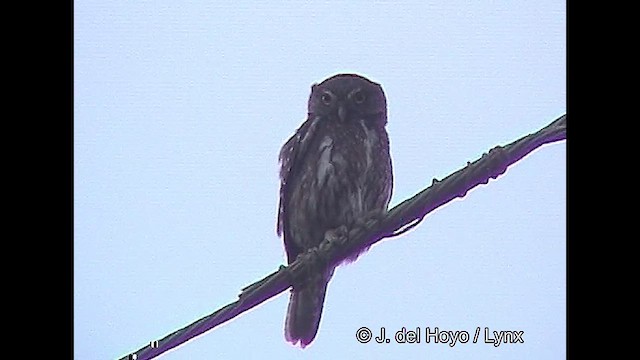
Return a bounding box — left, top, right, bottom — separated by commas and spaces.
321, 92, 333, 105
352, 90, 366, 104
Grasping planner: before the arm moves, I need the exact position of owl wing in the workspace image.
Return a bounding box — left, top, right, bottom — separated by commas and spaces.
367, 130, 394, 212
277, 116, 322, 239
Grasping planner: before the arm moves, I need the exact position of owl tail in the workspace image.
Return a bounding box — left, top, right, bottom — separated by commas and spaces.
284, 275, 329, 348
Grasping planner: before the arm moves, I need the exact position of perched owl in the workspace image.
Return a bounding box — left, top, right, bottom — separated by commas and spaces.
277, 73, 393, 347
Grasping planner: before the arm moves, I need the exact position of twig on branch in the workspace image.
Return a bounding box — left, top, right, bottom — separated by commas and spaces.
120, 114, 566, 360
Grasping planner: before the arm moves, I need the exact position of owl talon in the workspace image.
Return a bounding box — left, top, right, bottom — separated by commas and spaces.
324, 225, 348, 244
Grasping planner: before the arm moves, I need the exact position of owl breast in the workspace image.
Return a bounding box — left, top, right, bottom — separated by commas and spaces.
287, 118, 387, 251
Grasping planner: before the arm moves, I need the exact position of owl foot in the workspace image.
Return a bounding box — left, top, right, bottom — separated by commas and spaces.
354, 209, 387, 231
324, 225, 349, 246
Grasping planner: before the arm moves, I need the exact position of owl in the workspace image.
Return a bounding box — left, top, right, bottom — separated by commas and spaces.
277, 73, 393, 347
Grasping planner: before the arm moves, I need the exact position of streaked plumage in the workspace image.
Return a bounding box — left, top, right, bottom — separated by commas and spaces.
277, 73, 393, 348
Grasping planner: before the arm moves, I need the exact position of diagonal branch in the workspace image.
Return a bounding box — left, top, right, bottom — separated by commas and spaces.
120, 114, 566, 360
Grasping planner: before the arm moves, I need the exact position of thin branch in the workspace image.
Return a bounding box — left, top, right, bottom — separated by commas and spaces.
120, 114, 566, 360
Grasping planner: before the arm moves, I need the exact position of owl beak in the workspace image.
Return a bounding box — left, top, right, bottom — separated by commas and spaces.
338, 104, 347, 122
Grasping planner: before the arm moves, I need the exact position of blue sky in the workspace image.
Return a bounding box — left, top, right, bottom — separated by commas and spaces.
74, 1, 565, 359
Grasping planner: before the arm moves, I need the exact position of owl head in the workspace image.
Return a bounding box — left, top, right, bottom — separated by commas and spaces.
308, 73, 387, 125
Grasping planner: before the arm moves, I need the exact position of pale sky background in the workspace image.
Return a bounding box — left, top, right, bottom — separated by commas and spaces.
74, 1, 566, 359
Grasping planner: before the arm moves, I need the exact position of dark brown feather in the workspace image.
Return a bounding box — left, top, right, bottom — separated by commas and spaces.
277, 74, 393, 347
